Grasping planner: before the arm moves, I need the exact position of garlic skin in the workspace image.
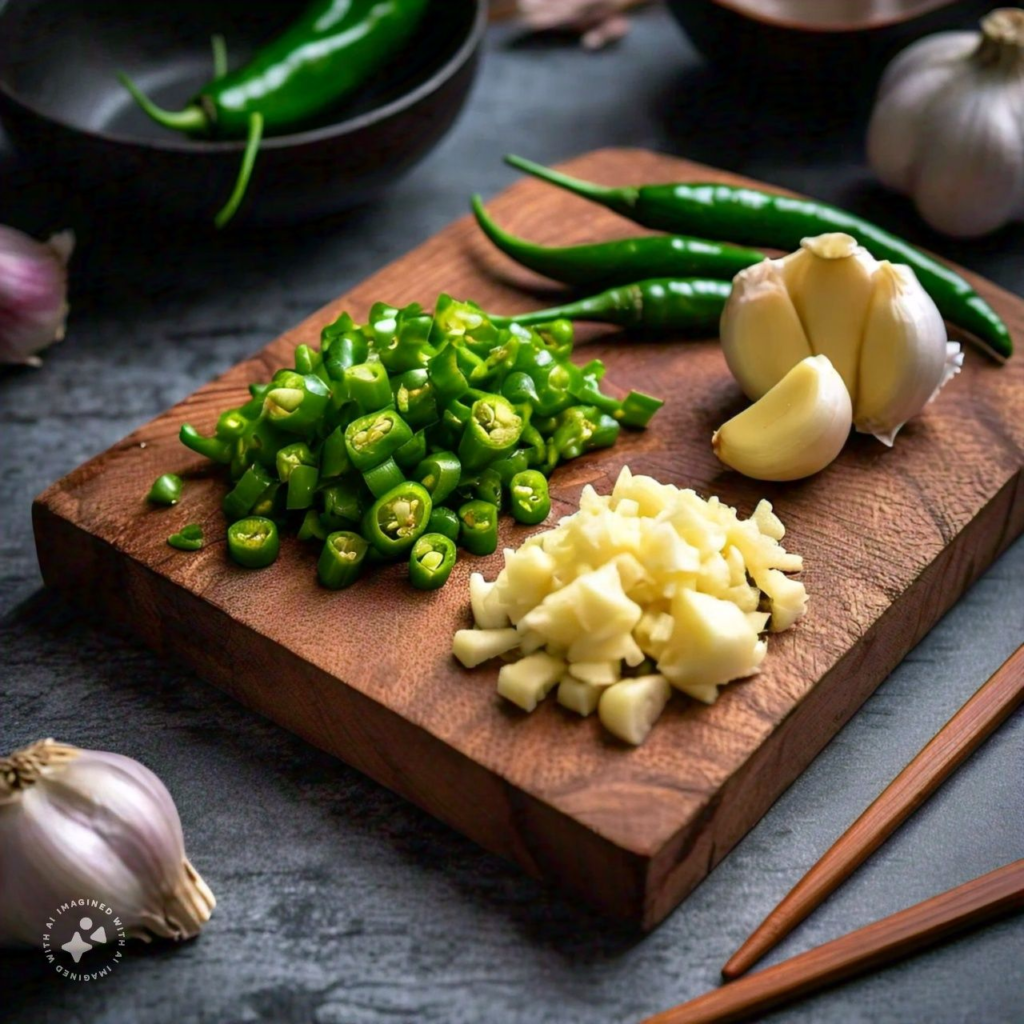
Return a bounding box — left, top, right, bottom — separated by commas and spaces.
0, 227, 74, 366
720, 232, 961, 447
0, 739, 214, 949
867, 8, 1024, 238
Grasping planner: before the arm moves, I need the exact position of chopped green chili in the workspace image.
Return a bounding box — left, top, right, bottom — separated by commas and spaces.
285, 464, 319, 510
227, 516, 279, 569
363, 456, 405, 498
317, 530, 369, 589
223, 464, 273, 521
298, 508, 328, 542
414, 451, 461, 505
458, 500, 499, 556
509, 470, 551, 525
458, 395, 523, 471
147, 473, 183, 506
167, 523, 205, 551
178, 288, 664, 587
409, 533, 457, 590
427, 506, 460, 541
345, 408, 413, 471
364, 481, 432, 557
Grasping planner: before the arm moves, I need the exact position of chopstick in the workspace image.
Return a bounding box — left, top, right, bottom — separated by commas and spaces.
642, 860, 1024, 1024
722, 642, 1024, 979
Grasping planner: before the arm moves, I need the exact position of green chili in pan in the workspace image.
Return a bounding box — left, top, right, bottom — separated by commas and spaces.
505, 154, 1012, 360
120, 0, 429, 226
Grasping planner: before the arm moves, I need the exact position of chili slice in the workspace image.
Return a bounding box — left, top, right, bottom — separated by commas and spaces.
364, 481, 432, 558
458, 395, 523, 472
167, 523, 204, 551
317, 530, 369, 590
509, 470, 551, 525
223, 464, 273, 521
414, 451, 461, 505
458, 500, 499, 556
427, 506, 460, 542
344, 408, 413, 471
409, 533, 457, 591
285, 464, 319, 510
147, 473, 183, 506
227, 516, 279, 569
363, 456, 405, 498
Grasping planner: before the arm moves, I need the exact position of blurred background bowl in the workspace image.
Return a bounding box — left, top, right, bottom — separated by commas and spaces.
0, 0, 486, 227
666, 0, 995, 89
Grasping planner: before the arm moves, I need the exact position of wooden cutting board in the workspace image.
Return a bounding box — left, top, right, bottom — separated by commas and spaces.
33, 150, 1024, 930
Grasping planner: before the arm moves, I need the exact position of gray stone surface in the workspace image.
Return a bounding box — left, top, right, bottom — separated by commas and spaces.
0, 9, 1021, 1023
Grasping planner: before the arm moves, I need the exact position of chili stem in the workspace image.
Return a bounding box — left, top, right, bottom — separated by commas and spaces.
117, 73, 208, 133
211, 34, 228, 80
215, 111, 264, 229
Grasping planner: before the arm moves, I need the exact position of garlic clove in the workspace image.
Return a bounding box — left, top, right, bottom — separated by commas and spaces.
712, 354, 852, 482
781, 233, 878, 398
720, 258, 814, 401
854, 261, 961, 446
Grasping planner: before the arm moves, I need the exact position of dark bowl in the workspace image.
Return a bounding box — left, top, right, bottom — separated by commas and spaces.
666, 0, 994, 89
0, 0, 486, 226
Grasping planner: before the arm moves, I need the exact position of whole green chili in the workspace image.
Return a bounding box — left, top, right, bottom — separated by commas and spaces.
490, 278, 731, 332
472, 194, 764, 287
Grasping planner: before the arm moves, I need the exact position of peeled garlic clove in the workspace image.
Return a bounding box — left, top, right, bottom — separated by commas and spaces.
854, 262, 962, 446
0, 739, 214, 948
720, 259, 813, 401
712, 355, 852, 482
781, 233, 877, 397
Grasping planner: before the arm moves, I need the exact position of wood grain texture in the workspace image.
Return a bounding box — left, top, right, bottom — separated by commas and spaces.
644, 860, 1024, 1024
31, 149, 1024, 928
722, 643, 1024, 978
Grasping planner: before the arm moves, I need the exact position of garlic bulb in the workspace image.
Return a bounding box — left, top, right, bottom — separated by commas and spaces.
0, 739, 214, 948
0, 226, 74, 365
721, 232, 962, 447
867, 8, 1024, 238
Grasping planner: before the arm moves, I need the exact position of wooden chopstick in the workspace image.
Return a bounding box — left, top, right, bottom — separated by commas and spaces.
722, 643, 1024, 980
642, 860, 1024, 1024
